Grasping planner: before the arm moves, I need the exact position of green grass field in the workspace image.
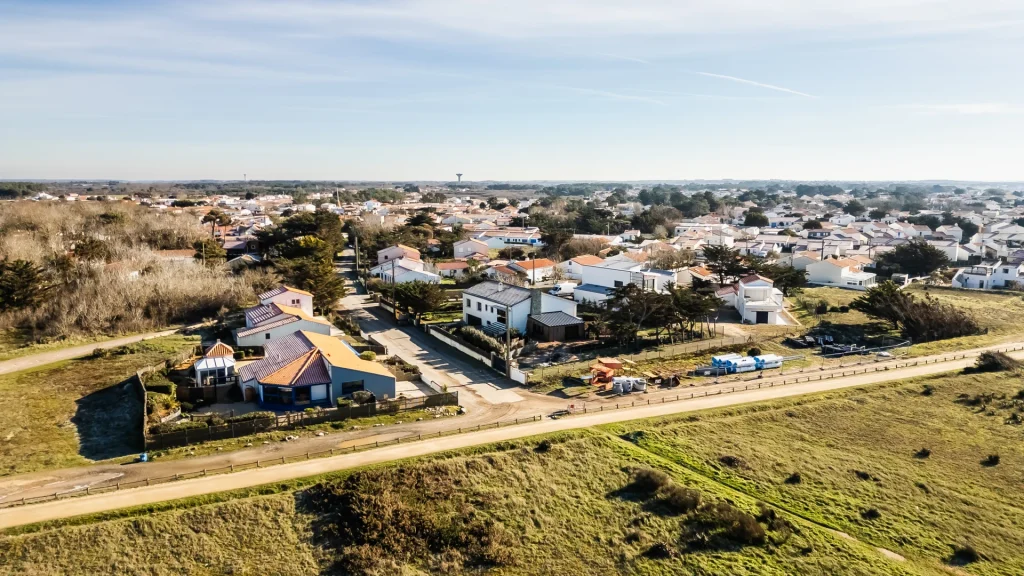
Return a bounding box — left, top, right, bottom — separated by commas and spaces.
4, 368, 1022, 575
0, 328, 154, 363
0, 335, 199, 476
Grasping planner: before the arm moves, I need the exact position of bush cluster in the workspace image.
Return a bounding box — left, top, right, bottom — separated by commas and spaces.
455, 325, 505, 355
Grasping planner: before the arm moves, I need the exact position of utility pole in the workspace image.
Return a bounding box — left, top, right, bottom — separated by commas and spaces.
504, 302, 512, 377
391, 258, 398, 320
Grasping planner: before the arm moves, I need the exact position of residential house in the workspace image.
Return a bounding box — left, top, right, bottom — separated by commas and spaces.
557, 255, 604, 280
805, 258, 877, 291
377, 244, 421, 264
951, 260, 1024, 289
239, 331, 396, 408
436, 261, 470, 279
509, 258, 556, 284
258, 285, 314, 317
454, 238, 490, 260
716, 275, 787, 324
572, 260, 675, 305
462, 281, 582, 341
675, 265, 714, 287
235, 300, 333, 347
473, 228, 545, 250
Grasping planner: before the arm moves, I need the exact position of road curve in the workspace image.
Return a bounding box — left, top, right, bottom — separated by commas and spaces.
0, 350, 996, 530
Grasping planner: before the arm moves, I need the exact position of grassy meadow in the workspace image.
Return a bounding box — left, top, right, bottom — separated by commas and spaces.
0, 334, 199, 475
4, 368, 1023, 575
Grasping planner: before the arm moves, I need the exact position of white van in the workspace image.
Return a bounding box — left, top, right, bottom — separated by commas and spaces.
548, 282, 576, 297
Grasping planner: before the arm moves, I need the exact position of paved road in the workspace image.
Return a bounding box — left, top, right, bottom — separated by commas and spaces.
1, 346, 1017, 530
0, 329, 182, 376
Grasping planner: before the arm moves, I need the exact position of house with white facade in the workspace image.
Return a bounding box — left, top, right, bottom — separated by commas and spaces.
557, 255, 604, 280
716, 275, 787, 325
235, 300, 333, 347
508, 258, 556, 284
462, 281, 581, 340
805, 258, 877, 291
571, 260, 676, 305
377, 244, 421, 264
257, 285, 315, 317
473, 228, 545, 250
951, 260, 1024, 290
454, 238, 490, 260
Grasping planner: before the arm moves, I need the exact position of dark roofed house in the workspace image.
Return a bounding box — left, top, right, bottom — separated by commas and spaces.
527, 311, 585, 342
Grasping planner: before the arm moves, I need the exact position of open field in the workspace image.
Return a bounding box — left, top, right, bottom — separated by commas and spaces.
0, 335, 199, 476
4, 367, 1023, 574
604, 370, 1024, 575
0, 329, 139, 363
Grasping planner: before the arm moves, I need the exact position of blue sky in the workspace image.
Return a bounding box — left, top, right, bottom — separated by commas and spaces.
2, 0, 1023, 181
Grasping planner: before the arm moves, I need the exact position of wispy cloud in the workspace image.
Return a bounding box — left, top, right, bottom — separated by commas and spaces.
696, 72, 817, 98
597, 53, 651, 65
565, 87, 665, 106
888, 103, 1024, 115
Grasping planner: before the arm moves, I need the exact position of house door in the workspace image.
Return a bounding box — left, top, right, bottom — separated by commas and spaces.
755, 311, 769, 324
467, 314, 482, 326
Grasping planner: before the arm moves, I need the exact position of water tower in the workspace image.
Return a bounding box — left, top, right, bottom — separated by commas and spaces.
456, 173, 463, 184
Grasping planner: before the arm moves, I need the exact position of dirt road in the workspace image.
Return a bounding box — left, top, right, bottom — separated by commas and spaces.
0, 329, 181, 376
0, 347, 1011, 530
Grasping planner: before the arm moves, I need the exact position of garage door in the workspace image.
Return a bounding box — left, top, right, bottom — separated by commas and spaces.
311, 384, 328, 402
756, 311, 769, 324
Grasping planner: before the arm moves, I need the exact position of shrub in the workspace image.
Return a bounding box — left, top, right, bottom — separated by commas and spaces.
359, 351, 377, 361
915, 448, 931, 459
747, 347, 762, 357
718, 455, 745, 468
966, 351, 1020, 374
233, 350, 245, 360
982, 454, 1000, 467
814, 300, 829, 315
950, 544, 982, 565
455, 325, 505, 355
838, 305, 850, 313
351, 390, 375, 405
150, 420, 207, 435
860, 508, 881, 520
627, 468, 671, 495
682, 501, 766, 548
643, 542, 676, 559
179, 401, 194, 412
921, 384, 935, 396
659, 485, 701, 514
226, 411, 276, 423
784, 472, 802, 484
535, 439, 552, 453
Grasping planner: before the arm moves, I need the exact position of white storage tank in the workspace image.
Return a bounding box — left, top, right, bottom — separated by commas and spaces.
727, 357, 758, 373
712, 353, 743, 367
754, 354, 783, 370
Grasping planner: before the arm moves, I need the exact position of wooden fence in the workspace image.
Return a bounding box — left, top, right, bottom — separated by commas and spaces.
146, 392, 460, 450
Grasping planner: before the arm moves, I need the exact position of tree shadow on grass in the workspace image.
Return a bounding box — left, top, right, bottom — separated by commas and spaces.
71, 377, 144, 460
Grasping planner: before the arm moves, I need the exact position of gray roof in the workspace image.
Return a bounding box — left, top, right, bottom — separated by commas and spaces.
238, 331, 315, 382
463, 281, 532, 306
530, 311, 584, 327
575, 284, 615, 295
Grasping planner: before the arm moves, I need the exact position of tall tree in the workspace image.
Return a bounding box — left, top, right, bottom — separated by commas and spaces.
393, 281, 447, 320
702, 244, 745, 285
878, 238, 950, 277
602, 284, 670, 348
743, 211, 769, 227
0, 260, 48, 312
276, 257, 347, 313
193, 238, 227, 265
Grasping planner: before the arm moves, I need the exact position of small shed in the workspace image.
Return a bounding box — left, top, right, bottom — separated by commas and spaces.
527, 311, 585, 342
193, 340, 236, 385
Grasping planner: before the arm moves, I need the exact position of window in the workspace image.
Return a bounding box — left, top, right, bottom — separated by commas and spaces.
265, 333, 271, 340
341, 380, 365, 395
466, 298, 471, 308
1005, 269, 1010, 274
614, 280, 624, 288
477, 302, 481, 311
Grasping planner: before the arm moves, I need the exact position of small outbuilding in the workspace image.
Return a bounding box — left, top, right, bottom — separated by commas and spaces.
527, 311, 585, 342
193, 340, 236, 385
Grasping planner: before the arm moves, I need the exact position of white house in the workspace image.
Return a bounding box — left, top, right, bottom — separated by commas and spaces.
473, 228, 545, 250
377, 244, 420, 264
717, 275, 787, 324
462, 282, 533, 334
572, 260, 676, 305
454, 238, 490, 260
462, 281, 580, 336
805, 258, 877, 291
557, 255, 604, 280
435, 261, 470, 279
235, 301, 333, 347
951, 260, 1024, 289
508, 258, 557, 284
377, 264, 440, 284
370, 257, 425, 277
192, 341, 236, 385
257, 285, 314, 317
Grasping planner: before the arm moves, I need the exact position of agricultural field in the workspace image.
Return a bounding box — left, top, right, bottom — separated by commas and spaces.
0, 335, 199, 476
6, 368, 1022, 575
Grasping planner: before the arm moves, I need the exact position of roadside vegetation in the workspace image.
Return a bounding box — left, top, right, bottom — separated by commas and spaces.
0, 334, 199, 475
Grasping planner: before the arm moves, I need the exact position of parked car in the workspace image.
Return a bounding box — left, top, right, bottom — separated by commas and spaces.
548, 282, 576, 297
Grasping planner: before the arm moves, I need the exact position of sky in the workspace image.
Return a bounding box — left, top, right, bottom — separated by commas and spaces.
2, 0, 1024, 182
